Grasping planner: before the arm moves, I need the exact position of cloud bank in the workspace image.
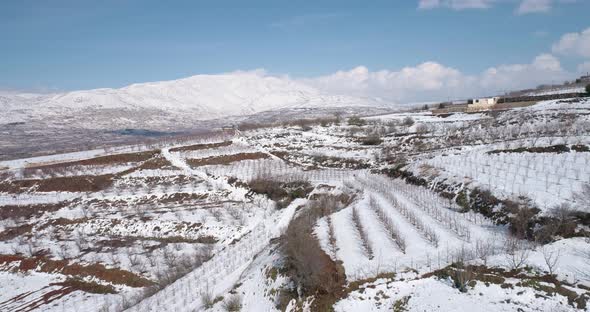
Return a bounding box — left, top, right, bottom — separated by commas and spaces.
418, 0, 562, 14
301, 53, 570, 103
552, 27, 590, 59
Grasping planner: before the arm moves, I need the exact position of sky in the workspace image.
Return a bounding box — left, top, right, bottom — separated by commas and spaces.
1, 0, 590, 102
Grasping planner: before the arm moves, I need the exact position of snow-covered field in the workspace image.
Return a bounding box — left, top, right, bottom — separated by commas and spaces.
1, 97, 590, 311
420, 150, 590, 210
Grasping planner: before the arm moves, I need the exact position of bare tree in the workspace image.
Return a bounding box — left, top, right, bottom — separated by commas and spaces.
351, 207, 373, 259
57, 244, 70, 260
474, 239, 495, 265
162, 247, 178, 267
504, 237, 531, 270
74, 230, 88, 252
542, 246, 561, 275
574, 184, 590, 213
210, 208, 224, 222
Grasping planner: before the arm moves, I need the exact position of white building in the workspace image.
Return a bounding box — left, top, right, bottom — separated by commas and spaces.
467, 97, 499, 111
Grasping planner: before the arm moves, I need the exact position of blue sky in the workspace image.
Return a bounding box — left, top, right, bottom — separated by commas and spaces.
1, 0, 589, 99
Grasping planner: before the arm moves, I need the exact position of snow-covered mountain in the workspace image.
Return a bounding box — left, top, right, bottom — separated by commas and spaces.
1, 71, 386, 127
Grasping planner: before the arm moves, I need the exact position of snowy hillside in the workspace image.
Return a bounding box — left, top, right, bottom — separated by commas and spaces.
1, 97, 590, 311
0, 71, 384, 125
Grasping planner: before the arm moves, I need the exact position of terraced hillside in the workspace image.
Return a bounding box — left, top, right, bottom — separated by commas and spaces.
1, 98, 590, 311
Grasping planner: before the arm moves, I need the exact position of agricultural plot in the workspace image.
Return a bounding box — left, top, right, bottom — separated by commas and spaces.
0, 138, 279, 311
315, 173, 502, 280
420, 149, 590, 210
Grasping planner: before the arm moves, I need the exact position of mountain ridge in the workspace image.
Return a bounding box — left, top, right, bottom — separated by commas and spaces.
1, 71, 388, 125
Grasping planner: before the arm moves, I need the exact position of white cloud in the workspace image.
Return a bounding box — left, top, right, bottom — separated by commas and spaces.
517, 0, 552, 14
305, 63, 471, 102
479, 54, 567, 91
552, 27, 590, 58
418, 0, 493, 10
418, 0, 562, 14
532, 53, 562, 71
418, 0, 441, 9
304, 54, 570, 103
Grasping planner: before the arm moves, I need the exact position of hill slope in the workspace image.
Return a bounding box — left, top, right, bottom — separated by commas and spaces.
0, 71, 385, 127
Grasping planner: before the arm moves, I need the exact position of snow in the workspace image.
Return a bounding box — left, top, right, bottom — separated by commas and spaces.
1, 71, 386, 126
367, 111, 486, 123
419, 150, 590, 211
312, 173, 507, 281
524, 87, 585, 96
123, 199, 303, 312
334, 275, 579, 312
2, 99, 590, 311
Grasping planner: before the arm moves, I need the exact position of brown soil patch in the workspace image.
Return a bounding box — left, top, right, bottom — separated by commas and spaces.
158, 192, 208, 204
2, 174, 114, 193
0, 254, 153, 287
169, 141, 232, 152
135, 155, 176, 170
26, 150, 159, 170
116, 155, 177, 176
0, 224, 33, 241
84, 193, 208, 211
0, 202, 70, 220
53, 278, 117, 294
0, 279, 116, 312
187, 152, 269, 167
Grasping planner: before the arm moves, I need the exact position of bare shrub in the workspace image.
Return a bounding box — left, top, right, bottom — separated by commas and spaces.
248, 177, 312, 208
450, 262, 474, 293
536, 204, 577, 243
415, 123, 429, 134
347, 116, 366, 127
210, 208, 224, 222
402, 116, 415, 127
201, 289, 214, 309
222, 295, 242, 312
360, 135, 382, 146
226, 206, 245, 226
282, 198, 346, 299
507, 200, 539, 240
